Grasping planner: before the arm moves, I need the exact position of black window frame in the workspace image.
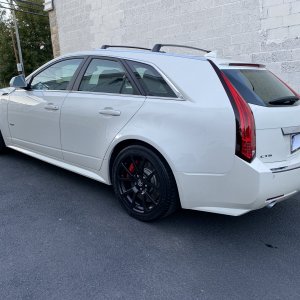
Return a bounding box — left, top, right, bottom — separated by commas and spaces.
72, 56, 143, 96
27, 56, 88, 91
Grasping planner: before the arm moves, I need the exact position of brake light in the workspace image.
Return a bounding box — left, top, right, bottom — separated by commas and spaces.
220, 73, 256, 162
228, 63, 264, 68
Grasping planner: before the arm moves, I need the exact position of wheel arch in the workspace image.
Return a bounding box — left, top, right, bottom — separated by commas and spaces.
108, 138, 178, 189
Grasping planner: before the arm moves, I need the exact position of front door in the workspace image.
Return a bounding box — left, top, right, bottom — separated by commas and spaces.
8, 58, 83, 159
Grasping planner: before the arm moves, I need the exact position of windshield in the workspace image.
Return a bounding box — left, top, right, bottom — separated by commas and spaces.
222, 69, 297, 106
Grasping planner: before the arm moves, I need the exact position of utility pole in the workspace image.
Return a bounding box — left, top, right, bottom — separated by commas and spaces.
10, 28, 19, 66
10, 0, 24, 75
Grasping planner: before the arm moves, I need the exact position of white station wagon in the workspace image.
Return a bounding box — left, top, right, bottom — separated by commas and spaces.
1, 44, 300, 221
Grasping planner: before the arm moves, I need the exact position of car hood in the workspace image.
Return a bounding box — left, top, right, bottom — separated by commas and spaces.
0, 87, 15, 95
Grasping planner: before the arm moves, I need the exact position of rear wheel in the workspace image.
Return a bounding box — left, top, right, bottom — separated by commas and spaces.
0, 131, 6, 154
112, 145, 179, 221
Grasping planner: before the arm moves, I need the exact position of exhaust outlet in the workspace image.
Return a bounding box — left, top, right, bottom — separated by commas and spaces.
266, 201, 277, 209
266, 194, 284, 208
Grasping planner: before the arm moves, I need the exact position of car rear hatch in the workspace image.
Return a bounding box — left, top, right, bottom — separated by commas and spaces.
220, 65, 300, 167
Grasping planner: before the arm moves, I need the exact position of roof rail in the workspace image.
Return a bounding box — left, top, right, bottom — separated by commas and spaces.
152, 44, 211, 54
101, 45, 151, 51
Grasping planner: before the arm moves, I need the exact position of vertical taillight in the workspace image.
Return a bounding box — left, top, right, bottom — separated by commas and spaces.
208, 60, 256, 163
220, 73, 256, 162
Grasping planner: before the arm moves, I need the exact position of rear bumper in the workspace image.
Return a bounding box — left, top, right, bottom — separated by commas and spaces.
175, 157, 300, 216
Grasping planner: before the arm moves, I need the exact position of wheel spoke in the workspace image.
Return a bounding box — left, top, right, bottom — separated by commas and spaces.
121, 163, 133, 177
139, 157, 146, 175
145, 170, 156, 182
121, 187, 134, 196
131, 192, 137, 208
146, 181, 159, 191
145, 191, 158, 205
118, 176, 133, 182
141, 194, 149, 212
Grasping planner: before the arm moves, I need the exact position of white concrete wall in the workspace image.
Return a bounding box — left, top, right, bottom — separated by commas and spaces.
53, 0, 300, 92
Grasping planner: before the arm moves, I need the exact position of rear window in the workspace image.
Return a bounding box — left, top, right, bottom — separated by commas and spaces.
222, 69, 297, 106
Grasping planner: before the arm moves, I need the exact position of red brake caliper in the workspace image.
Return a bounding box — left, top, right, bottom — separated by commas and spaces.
128, 163, 135, 175
127, 160, 140, 177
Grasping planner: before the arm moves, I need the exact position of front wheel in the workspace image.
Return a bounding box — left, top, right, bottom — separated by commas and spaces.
112, 145, 179, 221
0, 131, 6, 154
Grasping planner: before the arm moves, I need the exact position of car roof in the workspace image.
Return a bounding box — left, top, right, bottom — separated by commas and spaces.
60, 49, 207, 62
58, 49, 264, 69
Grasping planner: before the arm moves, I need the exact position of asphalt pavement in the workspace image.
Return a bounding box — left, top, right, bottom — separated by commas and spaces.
0, 150, 300, 300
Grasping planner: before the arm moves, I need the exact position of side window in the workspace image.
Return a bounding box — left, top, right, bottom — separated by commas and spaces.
78, 59, 138, 95
128, 61, 177, 98
31, 58, 83, 91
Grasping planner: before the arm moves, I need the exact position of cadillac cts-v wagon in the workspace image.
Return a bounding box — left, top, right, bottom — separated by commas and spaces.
1, 44, 299, 221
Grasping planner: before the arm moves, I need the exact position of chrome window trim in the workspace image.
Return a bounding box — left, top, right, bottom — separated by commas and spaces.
68, 90, 146, 99
67, 90, 180, 101
154, 66, 185, 100
146, 96, 184, 101
123, 58, 185, 100
25, 89, 70, 93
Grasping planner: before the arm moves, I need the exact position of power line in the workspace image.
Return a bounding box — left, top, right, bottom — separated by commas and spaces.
0, 3, 48, 17
13, 1, 45, 13
1, 0, 45, 13
1, 0, 46, 12
0, 0, 50, 77
0, 5, 47, 17
15, 0, 44, 8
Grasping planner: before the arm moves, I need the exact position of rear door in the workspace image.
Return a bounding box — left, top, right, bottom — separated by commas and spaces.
222, 67, 300, 164
7, 58, 84, 159
60, 57, 145, 170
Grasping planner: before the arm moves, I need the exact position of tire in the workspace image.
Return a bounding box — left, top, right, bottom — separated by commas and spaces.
0, 131, 6, 154
112, 145, 179, 222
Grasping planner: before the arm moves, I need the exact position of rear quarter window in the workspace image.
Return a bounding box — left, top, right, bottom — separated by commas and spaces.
127, 61, 177, 98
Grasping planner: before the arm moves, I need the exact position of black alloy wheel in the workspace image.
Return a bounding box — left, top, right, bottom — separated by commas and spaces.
0, 131, 6, 153
112, 145, 179, 221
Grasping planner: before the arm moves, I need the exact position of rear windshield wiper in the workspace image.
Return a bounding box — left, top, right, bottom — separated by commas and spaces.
269, 96, 299, 105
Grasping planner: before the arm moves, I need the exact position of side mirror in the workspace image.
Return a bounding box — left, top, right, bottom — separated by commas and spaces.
9, 75, 27, 88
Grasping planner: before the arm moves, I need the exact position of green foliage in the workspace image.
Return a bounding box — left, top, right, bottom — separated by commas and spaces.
0, 10, 15, 87
0, 0, 53, 87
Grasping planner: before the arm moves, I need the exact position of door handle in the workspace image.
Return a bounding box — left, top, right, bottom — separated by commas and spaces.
99, 108, 121, 116
45, 103, 59, 111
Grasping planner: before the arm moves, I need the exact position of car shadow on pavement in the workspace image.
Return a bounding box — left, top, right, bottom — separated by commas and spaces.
2, 148, 299, 251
